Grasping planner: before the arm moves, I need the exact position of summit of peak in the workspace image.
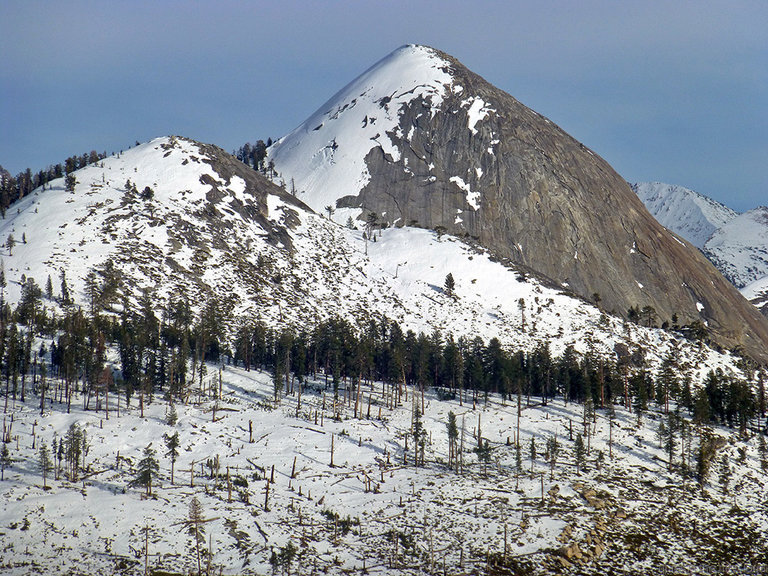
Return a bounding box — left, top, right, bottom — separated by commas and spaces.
267, 45, 458, 219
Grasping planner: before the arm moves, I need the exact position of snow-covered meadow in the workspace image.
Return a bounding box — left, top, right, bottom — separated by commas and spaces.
1, 360, 767, 575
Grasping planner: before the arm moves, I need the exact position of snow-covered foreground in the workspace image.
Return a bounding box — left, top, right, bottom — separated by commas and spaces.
2, 364, 767, 575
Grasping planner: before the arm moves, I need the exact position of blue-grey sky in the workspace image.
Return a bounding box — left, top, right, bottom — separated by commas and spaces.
1, 1, 765, 212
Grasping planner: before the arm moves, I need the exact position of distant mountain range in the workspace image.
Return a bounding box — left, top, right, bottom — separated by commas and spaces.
633, 182, 768, 314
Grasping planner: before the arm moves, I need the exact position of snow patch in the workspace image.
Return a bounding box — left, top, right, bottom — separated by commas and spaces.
449, 176, 480, 210
463, 97, 495, 135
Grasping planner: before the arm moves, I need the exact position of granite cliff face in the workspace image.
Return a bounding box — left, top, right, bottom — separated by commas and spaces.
269, 45, 768, 360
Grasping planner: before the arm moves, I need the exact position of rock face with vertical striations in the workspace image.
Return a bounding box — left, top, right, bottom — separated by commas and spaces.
268, 44, 768, 360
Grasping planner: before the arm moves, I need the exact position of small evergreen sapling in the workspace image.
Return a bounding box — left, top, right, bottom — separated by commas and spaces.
444, 273, 455, 297
574, 433, 586, 475
166, 403, 178, 426
131, 444, 160, 496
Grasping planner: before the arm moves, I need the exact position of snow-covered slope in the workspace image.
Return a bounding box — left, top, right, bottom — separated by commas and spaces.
743, 275, 768, 314
0, 136, 740, 373
2, 359, 767, 574
703, 207, 768, 289
631, 182, 737, 249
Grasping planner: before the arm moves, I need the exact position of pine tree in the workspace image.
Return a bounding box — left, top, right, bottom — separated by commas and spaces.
64, 423, 82, 481
693, 388, 711, 425
475, 438, 492, 475
607, 400, 616, 459
131, 444, 160, 496
365, 211, 378, 239
412, 406, 426, 466
60, 270, 71, 305
759, 434, 768, 473
64, 173, 77, 193
164, 431, 180, 484
664, 412, 679, 471
583, 396, 595, 454
546, 435, 560, 480
446, 411, 458, 470
166, 403, 178, 426
56, 437, 64, 480
444, 273, 455, 297
574, 433, 586, 475
39, 441, 53, 489
5, 233, 14, 256
188, 496, 205, 576
272, 359, 284, 404
718, 452, 731, 495
696, 433, 716, 486
0, 442, 11, 480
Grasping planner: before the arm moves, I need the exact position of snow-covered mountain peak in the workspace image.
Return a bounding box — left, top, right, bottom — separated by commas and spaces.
631, 182, 737, 249
267, 45, 458, 221
634, 181, 768, 312
704, 206, 768, 288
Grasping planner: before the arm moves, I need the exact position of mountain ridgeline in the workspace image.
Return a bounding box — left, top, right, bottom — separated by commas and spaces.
268, 45, 768, 361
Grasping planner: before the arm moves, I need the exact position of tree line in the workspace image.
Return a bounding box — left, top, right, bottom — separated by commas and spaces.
0, 151, 111, 217
1, 267, 765, 440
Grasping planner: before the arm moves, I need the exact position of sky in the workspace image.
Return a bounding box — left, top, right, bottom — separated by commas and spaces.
1, 1, 766, 212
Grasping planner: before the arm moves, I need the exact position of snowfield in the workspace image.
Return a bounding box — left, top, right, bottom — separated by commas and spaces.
1, 363, 767, 574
